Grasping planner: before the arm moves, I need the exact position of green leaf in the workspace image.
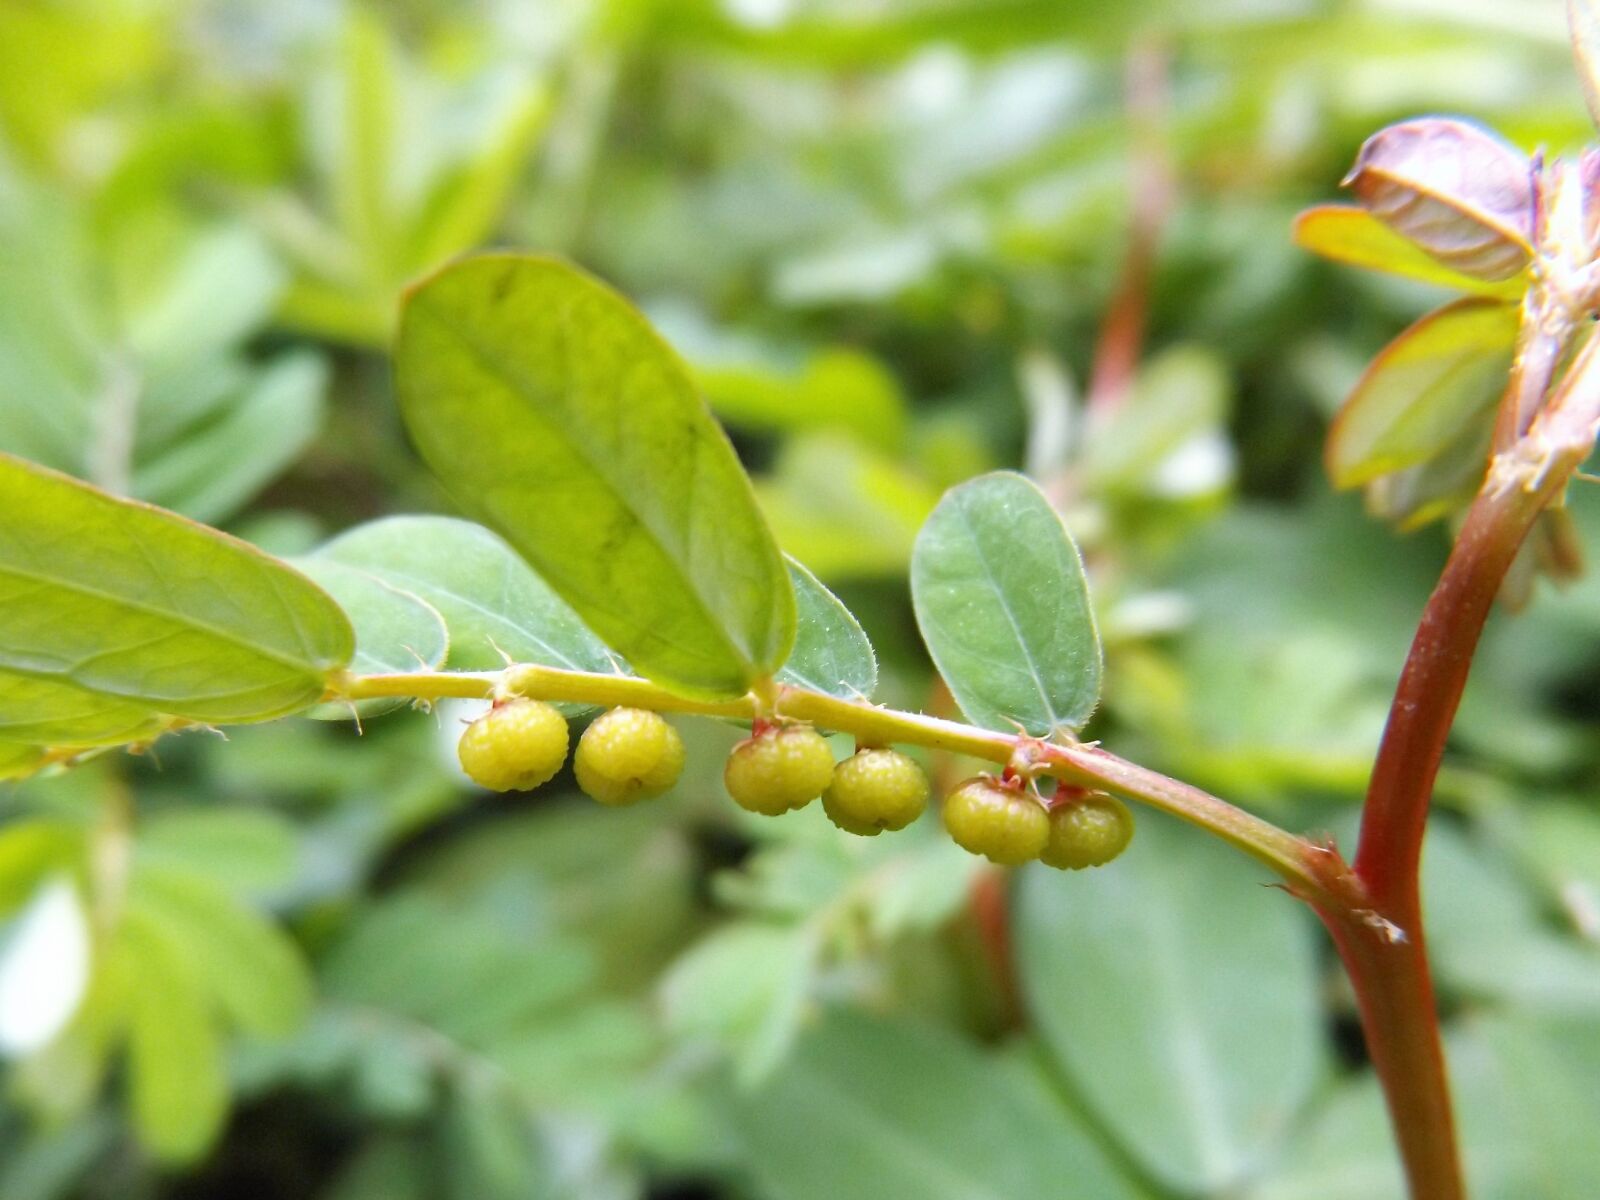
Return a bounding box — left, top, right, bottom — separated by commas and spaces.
396, 255, 794, 698
659, 921, 817, 1085
1326, 298, 1518, 489
1293, 205, 1527, 297
758, 433, 939, 579
1017, 811, 1324, 1193
136, 808, 298, 897
777, 558, 876, 700
695, 347, 907, 450
291, 557, 448, 720
0, 743, 43, 780
121, 909, 228, 1163
317, 515, 617, 674
0, 453, 353, 724
1251, 1013, 1600, 1200
1424, 823, 1600, 1013
132, 351, 327, 526
731, 1011, 1139, 1200
0, 671, 166, 747
1084, 345, 1231, 492
0, 820, 82, 912
124, 224, 287, 369
129, 866, 312, 1038
910, 471, 1100, 735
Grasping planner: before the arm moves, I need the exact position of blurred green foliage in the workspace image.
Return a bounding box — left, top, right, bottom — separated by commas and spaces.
1, 0, 1598, 1197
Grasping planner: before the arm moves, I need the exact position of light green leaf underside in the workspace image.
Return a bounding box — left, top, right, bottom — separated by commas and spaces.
290, 557, 450, 720
778, 558, 876, 700
1293, 205, 1526, 298
0, 454, 353, 724
732, 1012, 1139, 1200
1327, 298, 1517, 489
317, 514, 619, 674
395, 254, 795, 699
910, 471, 1100, 735
0, 670, 166, 746
1016, 812, 1325, 1194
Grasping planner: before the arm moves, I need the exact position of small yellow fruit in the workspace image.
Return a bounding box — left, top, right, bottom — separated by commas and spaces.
724, 725, 835, 816
457, 699, 569, 792
942, 777, 1048, 865
1040, 793, 1135, 870
822, 748, 929, 836
574, 707, 685, 806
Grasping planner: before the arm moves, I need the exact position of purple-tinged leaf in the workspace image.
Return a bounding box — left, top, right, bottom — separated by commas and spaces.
1343, 118, 1534, 282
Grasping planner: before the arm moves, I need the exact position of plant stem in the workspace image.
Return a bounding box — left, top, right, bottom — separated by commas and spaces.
1335, 330, 1600, 1200
336, 664, 1330, 897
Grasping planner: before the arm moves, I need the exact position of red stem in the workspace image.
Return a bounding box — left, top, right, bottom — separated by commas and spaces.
1332, 451, 1579, 1199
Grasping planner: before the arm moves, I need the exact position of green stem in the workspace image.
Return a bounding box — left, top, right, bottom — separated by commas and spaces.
336, 664, 1333, 898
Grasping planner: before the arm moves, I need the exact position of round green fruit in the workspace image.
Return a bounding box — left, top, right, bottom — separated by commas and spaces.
457, 699, 569, 792
942, 777, 1048, 865
822, 748, 929, 836
1040, 793, 1135, 870
574, 707, 685, 806
724, 725, 835, 816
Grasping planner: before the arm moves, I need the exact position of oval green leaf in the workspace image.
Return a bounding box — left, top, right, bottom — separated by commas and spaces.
910, 471, 1100, 736
395, 255, 795, 698
0, 454, 353, 723
1292, 205, 1526, 298
291, 558, 449, 720
778, 558, 876, 700
732, 1012, 1140, 1200
1017, 812, 1324, 1193
1327, 298, 1517, 489
317, 515, 619, 674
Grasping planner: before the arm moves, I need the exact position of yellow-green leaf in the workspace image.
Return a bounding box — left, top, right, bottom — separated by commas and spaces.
396, 255, 794, 699
1293, 206, 1526, 298
121, 910, 227, 1163
1327, 299, 1518, 490
0, 454, 353, 724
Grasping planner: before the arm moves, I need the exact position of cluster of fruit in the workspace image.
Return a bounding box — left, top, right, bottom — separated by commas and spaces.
457, 699, 1133, 870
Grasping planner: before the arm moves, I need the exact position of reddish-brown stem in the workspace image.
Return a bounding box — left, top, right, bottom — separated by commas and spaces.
1353, 482, 1545, 907
1337, 328, 1597, 1198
